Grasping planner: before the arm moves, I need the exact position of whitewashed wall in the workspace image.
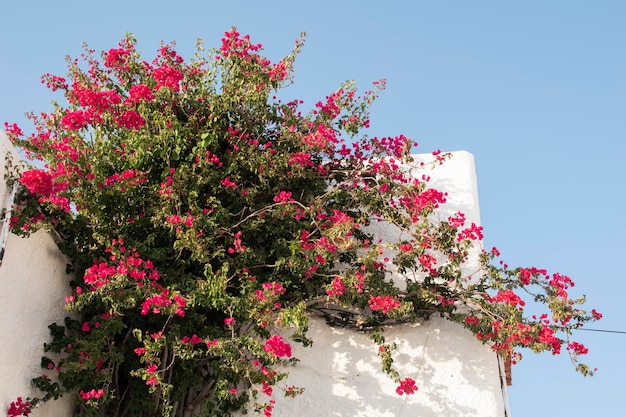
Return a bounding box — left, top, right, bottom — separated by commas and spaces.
237, 151, 509, 417
0, 132, 74, 416
0, 131, 508, 416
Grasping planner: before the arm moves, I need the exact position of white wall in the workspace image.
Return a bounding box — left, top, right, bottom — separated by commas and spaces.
0, 132, 75, 416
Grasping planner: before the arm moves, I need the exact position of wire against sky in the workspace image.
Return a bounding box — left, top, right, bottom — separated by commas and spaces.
579, 328, 626, 335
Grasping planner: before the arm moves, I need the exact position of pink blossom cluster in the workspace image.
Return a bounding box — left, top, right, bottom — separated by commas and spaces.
153, 66, 183, 92
181, 334, 204, 345
80, 388, 105, 401
395, 377, 418, 395
228, 231, 246, 254
2, 28, 602, 417
273, 190, 293, 203
326, 276, 345, 297
19, 169, 53, 195
83, 242, 160, 289
219, 29, 261, 57
457, 223, 484, 242
7, 397, 31, 417
398, 188, 447, 223
489, 290, 526, 307
368, 295, 401, 314
263, 335, 292, 358
518, 266, 547, 285
140, 288, 186, 316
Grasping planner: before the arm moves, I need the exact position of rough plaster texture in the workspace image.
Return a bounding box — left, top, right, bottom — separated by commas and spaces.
0, 132, 74, 416
236, 151, 506, 417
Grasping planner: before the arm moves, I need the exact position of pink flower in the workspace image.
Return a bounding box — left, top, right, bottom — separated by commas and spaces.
326, 276, 345, 297
288, 152, 313, 167
115, 110, 145, 129
224, 317, 235, 326
261, 381, 273, 396
538, 325, 561, 355
368, 295, 401, 314
153, 66, 183, 92
20, 170, 53, 196
126, 84, 155, 104
7, 397, 32, 416
221, 177, 237, 188
4, 122, 24, 137
80, 388, 105, 401
591, 309, 603, 320
273, 190, 293, 203
61, 111, 86, 130
141, 288, 172, 315
228, 231, 245, 253
567, 342, 589, 355
263, 335, 292, 358
457, 223, 483, 242
399, 243, 412, 252
490, 290, 525, 307
395, 377, 417, 395
182, 334, 204, 345
104, 48, 130, 69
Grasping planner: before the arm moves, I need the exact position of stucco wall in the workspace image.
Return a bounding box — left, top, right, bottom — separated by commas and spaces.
0, 132, 74, 416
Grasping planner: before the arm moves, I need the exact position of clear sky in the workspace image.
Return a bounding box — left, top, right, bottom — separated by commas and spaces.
1, 1, 624, 416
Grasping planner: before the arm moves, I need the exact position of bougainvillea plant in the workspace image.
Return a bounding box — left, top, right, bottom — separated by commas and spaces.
3, 29, 600, 417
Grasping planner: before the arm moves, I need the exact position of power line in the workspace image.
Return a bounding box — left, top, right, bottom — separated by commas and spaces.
579, 328, 626, 335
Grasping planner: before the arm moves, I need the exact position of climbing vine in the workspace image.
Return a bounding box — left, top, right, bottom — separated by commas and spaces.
3, 29, 600, 417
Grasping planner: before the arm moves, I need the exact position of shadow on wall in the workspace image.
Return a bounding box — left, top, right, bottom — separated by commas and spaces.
235, 314, 503, 417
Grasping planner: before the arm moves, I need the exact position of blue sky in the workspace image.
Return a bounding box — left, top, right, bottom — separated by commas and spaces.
1, 1, 624, 415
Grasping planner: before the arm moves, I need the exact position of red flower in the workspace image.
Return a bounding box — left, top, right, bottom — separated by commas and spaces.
115, 110, 145, 130
7, 397, 32, 416
61, 110, 91, 130
326, 276, 345, 297
104, 48, 130, 70
591, 309, 603, 320
567, 342, 589, 355
153, 66, 183, 92
399, 243, 412, 252
126, 84, 155, 104
221, 177, 237, 188
368, 295, 401, 314
20, 170, 53, 196
182, 334, 204, 345
273, 190, 293, 203
263, 335, 292, 358
396, 377, 417, 395
80, 388, 105, 401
